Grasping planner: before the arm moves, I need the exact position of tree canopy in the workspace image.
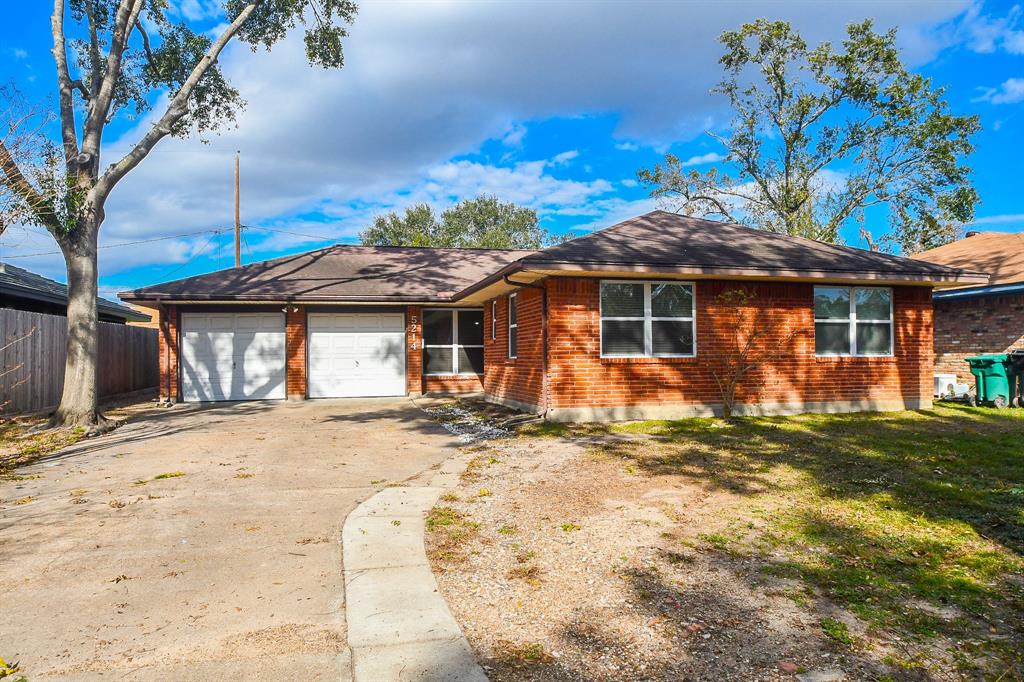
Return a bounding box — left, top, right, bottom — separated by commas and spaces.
638, 19, 979, 254
360, 195, 559, 249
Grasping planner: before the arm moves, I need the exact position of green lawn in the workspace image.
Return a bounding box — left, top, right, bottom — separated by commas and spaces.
524, 404, 1024, 677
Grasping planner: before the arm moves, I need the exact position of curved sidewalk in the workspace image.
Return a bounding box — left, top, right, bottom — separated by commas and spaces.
343, 457, 487, 681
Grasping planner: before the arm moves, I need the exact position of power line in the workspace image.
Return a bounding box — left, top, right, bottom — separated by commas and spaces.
144, 230, 225, 286
0, 227, 231, 259
243, 225, 339, 242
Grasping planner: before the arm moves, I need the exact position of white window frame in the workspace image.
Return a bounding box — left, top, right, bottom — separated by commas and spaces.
490, 300, 497, 340
813, 286, 894, 357
508, 293, 518, 359
599, 280, 696, 359
422, 308, 485, 376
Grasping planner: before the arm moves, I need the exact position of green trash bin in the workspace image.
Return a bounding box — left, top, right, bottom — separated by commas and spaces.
966, 354, 1012, 408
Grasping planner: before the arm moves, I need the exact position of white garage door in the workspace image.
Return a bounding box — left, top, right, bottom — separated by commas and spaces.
180, 312, 286, 402
308, 312, 406, 398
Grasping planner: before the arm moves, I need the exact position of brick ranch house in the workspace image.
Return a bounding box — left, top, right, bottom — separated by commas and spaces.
120, 211, 987, 421
910, 231, 1024, 384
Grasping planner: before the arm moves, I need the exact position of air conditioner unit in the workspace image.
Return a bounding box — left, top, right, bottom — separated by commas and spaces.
934, 373, 957, 398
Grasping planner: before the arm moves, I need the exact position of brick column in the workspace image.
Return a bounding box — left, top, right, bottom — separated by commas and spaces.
286, 306, 307, 400
159, 305, 180, 402
406, 305, 423, 396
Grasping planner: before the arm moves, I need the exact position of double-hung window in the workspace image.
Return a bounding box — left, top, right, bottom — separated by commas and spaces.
422, 309, 484, 375
600, 281, 695, 357
814, 286, 893, 356
508, 293, 518, 358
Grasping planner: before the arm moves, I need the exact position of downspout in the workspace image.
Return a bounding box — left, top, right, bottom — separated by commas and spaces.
503, 274, 549, 420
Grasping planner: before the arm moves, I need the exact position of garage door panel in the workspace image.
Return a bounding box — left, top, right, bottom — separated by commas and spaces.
180, 313, 286, 402
307, 312, 406, 398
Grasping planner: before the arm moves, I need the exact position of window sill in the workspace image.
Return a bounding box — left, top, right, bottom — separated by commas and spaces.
601, 356, 697, 364
814, 355, 896, 362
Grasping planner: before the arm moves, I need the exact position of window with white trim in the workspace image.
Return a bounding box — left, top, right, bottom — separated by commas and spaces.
508, 293, 518, 358
600, 281, 695, 357
422, 309, 484, 375
490, 300, 497, 340
813, 286, 893, 356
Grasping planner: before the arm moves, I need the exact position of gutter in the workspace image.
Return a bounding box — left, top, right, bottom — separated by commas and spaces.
933, 282, 1024, 301
503, 274, 549, 420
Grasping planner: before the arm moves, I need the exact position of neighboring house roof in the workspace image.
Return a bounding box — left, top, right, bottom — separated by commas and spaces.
0, 262, 150, 322
455, 211, 989, 300
910, 231, 1024, 299
121, 211, 989, 306
120, 245, 536, 303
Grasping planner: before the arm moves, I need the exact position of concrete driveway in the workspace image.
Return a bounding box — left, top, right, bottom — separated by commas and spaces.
0, 398, 458, 681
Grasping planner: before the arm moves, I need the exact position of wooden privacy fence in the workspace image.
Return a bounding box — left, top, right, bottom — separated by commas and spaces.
1, 308, 158, 414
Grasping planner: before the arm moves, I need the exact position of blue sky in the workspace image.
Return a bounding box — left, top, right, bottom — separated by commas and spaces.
2, 0, 1024, 301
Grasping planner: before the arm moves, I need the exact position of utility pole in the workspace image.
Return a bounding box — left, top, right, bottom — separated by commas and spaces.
234, 151, 241, 268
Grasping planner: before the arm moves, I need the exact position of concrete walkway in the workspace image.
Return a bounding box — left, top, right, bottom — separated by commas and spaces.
343, 457, 487, 682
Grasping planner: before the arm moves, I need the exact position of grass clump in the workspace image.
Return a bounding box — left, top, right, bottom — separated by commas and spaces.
425, 506, 480, 568
820, 617, 853, 646
152, 471, 185, 480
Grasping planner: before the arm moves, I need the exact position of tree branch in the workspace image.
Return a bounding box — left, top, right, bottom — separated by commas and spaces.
135, 17, 160, 78
96, 3, 260, 197
70, 79, 92, 101
83, 0, 144, 157
0, 139, 53, 233
50, 0, 80, 166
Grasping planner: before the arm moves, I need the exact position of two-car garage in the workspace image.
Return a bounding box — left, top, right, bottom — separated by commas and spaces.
179, 311, 407, 402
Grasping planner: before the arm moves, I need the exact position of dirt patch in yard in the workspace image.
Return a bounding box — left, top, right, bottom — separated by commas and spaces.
425, 401, 1024, 681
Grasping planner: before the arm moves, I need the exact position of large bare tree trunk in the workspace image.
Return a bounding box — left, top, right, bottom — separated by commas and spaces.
51, 213, 106, 428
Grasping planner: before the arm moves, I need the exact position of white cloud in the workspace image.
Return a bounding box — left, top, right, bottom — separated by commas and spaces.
620, 178, 639, 188
973, 77, 1024, 104
957, 2, 1024, 54
615, 142, 639, 151
968, 213, 1024, 225
501, 123, 527, 147
12, 48, 28, 60
550, 150, 579, 166
679, 151, 726, 167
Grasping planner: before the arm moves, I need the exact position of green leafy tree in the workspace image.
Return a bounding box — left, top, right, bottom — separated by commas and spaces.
360, 195, 558, 249
0, 0, 357, 427
639, 19, 979, 253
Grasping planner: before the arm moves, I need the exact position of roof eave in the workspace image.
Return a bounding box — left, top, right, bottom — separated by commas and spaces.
3, 282, 146, 320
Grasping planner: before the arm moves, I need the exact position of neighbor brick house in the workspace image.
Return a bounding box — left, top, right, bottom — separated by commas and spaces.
121, 211, 985, 420
910, 231, 1024, 383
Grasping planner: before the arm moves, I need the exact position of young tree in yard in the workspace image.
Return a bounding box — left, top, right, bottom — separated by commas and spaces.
704, 288, 804, 420
0, 0, 357, 428
639, 20, 980, 253
360, 195, 560, 249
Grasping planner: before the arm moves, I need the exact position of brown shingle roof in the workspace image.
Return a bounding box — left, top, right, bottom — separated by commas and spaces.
455, 211, 988, 298
120, 245, 535, 303
528, 211, 981, 277
909, 231, 1024, 287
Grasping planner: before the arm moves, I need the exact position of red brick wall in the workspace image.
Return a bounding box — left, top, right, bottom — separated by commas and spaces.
424, 375, 484, 393
158, 305, 179, 401
933, 293, 1024, 383
484, 289, 545, 409
286, 307, 307, 399
407, 305, 423, 395
484, 278, 934, 415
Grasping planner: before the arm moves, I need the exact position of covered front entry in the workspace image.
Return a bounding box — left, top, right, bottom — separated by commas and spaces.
180, 312, 287, 401
307, 312, 406, 398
